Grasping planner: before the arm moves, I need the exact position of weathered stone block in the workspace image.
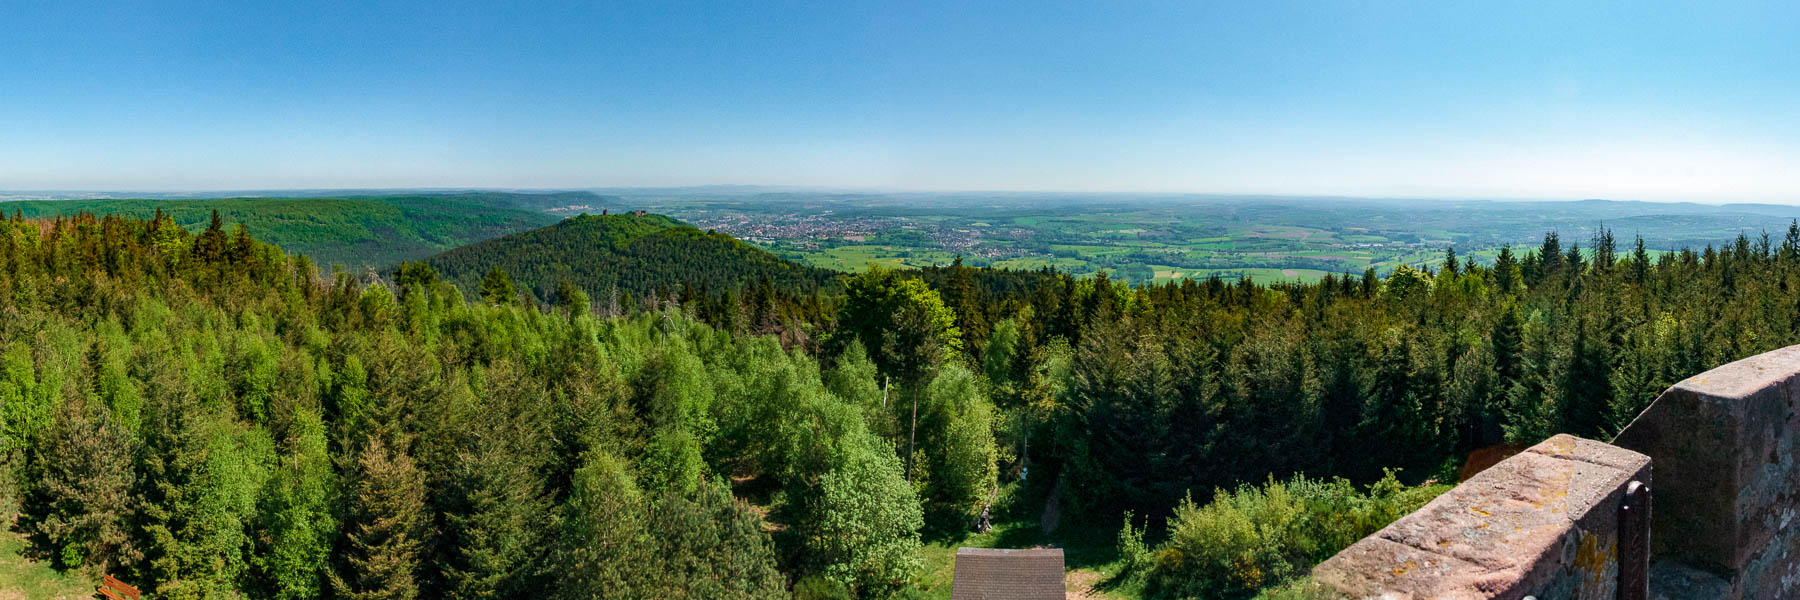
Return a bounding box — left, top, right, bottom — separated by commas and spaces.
1613, 344, 1800, 599
1313, 434, 1649, 600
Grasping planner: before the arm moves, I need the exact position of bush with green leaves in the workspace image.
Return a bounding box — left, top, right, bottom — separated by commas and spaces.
1142, 471, 1448, 600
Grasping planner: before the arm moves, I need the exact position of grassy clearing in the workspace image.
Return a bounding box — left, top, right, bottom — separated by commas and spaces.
800, 245, 962, 271
1051, 244, 1133, 256
991, 257, 1091, 271
912, 475, 1138, 599
0, 498, 95, 600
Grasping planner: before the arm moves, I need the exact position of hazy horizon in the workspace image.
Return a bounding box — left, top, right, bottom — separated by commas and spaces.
4, 186, 1799, 208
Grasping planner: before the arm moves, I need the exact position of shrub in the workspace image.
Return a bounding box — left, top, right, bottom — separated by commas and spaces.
792, 576, 852, 600
1116, 510, 1151, 576
1143, 471, 1447, 599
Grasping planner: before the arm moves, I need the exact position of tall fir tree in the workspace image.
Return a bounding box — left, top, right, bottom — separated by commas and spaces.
332, 438, 427, 600
31, 388, 139, 571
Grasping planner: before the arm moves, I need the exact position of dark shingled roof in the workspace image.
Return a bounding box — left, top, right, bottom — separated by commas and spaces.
950, 547, 1065, 600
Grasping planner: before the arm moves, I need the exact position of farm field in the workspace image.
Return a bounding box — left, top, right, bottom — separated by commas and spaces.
618, 191, 1800, 283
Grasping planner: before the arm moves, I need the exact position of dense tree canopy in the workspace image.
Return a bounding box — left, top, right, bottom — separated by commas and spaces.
2, 211, 1794, 598
424, 213, 838, 311
0, 213, 912, 598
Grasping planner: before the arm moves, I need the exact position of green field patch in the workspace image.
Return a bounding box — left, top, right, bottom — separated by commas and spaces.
800, 245, 961, 271
1237, 226, 1330, 240
1185, 267, 1332, 283
1149, 264, 1189, 282
990, 256, 1091, 271
1050, 244, 1133, 256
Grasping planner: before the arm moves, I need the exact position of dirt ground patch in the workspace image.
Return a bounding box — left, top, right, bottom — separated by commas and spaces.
1065, 569, 1103, 598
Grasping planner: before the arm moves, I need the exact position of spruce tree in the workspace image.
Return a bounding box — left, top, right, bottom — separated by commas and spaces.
133, 341, 272, 600
32, 389, 138, 571
1493, 245, 1520, 294
332, 438, 427, 600
1540, 231, 1564, 275
550, 451, 651, 600
479, 266, 516, 306
1782, 220, 1800, 264
1632, 236, 1650, 286
437, 362, 556, 599
647, 479, 786, 599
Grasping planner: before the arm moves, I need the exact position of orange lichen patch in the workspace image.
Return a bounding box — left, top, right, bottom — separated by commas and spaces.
1542, 437, 1578, 456
1469, 507, 1491, 517
1459, 444, 1528, 481
1572, 531, 1618, 591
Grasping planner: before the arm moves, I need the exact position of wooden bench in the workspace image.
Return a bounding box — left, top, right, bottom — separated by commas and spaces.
98, 574, 141, 600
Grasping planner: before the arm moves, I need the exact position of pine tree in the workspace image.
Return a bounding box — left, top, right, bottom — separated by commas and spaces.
1491, 304, 1524, 386
1782, 220, 1800, 264
192, 209, 228, 264
1443, 339, 1499, 448
1592, 227, 1616, 273
1631, 236, 1650, 286
1558, 318, 1613, 437
1607, 324, 1669, 434
1493, 245, 1521, 294
1503, 316, 1561, 444
32, 389, 138, 571
942, 256, 989, 358
550, 451, 652, 599
436, 362, 557, 599
134, 372, 270, 600
647, 479, 787, 599
479, 266, 515, 306
332, 438, 428, 600
1359, 330, 1436, 469
1564, 242, 1585, 275
1540, 232, 1564, 276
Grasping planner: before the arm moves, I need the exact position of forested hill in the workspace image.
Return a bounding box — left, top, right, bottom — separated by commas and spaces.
1, 193, 563, 268
11, 210, 1800, 599
422, 212, 841, 304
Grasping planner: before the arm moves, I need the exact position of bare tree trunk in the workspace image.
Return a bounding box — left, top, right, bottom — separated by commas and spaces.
906, 387, 918, 483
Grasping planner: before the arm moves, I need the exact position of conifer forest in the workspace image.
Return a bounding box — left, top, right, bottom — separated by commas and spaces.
3, 209, 1796, 598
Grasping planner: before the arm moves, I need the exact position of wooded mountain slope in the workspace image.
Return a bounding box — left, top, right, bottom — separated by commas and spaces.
7, 209, 1799, 599
0, 212, 923, 600
422, 212, 840, 304
2, 193, 564, 268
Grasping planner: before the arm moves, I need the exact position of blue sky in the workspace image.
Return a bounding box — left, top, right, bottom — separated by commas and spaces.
1, 1, 1796, 201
